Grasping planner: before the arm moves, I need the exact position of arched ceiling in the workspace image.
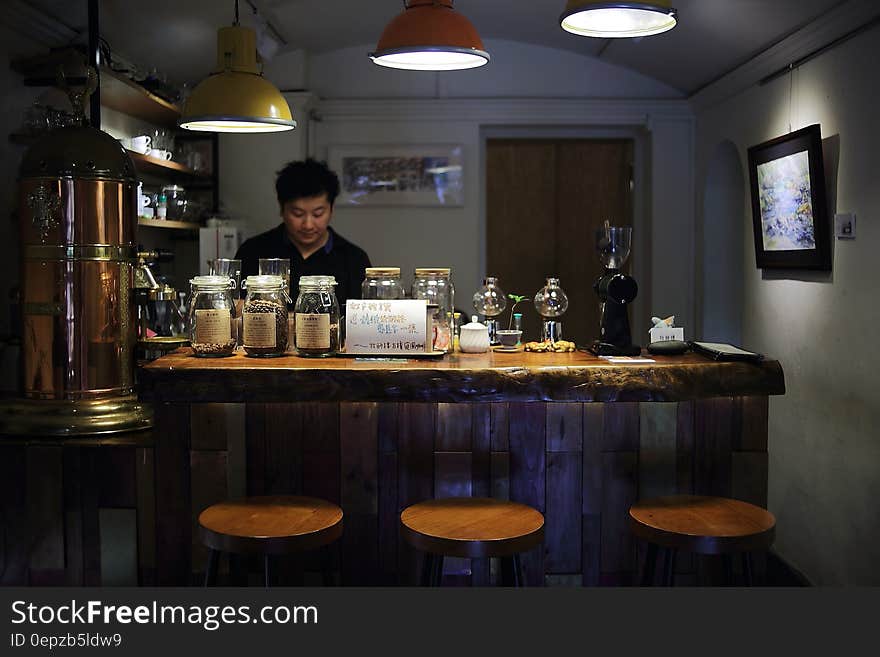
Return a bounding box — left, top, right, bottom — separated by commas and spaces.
11, 0, 849, 95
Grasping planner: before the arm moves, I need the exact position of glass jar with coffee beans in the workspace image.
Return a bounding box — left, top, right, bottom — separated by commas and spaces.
294, 275, 340, 358
241, 275, 288, 357
188, 275, 237, 357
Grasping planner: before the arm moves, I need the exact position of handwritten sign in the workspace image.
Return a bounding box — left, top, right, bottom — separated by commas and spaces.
345, 299, 429, 354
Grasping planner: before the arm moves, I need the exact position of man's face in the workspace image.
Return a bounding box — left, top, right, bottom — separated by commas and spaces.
281, 194, 333, 249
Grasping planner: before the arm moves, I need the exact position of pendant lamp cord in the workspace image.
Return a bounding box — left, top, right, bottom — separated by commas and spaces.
788, 64, 793, 134
234, 0, 240, 25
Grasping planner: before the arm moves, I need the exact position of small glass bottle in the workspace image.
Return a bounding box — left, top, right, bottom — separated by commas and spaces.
188, 275, 237, 357
361, 267, 405, 300
241, 275, 288, 357
155, 192, 167, 219
513, 313, 523, 344
294, 275, 340, 357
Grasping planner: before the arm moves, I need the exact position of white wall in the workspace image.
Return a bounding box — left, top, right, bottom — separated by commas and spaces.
695, 26, 880, 584
221, 40, 695, 335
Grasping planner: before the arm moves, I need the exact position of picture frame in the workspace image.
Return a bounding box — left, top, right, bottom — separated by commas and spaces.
328, 144, 464, 207
747, 124, 831, 270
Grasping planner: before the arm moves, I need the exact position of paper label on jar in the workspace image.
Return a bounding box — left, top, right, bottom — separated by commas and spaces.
194, 309, 231, 344
296, 313, 330, 350
243, 312, 276, 348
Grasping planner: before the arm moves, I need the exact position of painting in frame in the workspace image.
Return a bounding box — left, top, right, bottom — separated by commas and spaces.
328, 144, 464, 207
747, 124, 831, 270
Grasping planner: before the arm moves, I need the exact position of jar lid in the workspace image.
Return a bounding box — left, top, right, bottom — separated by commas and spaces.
415, 268, 451, 276
190, 275, 233, 287
365, 267, 401, 277
244, 274, 284, 289
299, 275, 337, 287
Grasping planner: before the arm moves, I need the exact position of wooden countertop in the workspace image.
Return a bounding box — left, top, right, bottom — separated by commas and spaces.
138, 348, 785, 403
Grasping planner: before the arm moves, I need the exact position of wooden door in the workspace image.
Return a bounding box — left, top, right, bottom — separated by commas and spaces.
486, 139, 634, 346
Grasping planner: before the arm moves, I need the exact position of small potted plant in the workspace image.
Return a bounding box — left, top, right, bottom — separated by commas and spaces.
496, 294, 527, 348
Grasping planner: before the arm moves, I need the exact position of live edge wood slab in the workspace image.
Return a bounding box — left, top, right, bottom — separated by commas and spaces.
139, 349, 784, 403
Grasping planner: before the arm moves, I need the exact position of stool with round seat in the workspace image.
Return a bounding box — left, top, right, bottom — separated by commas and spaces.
199, 495, 343, 586
629, 495, 776, 586
400, 497, 545, 586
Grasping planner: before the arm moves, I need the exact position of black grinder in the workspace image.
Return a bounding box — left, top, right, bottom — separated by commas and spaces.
590, 225, 641, 357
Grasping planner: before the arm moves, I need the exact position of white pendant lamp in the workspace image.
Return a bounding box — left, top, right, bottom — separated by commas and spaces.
370, 0, 490, 71
560, 1, 678, 39
180, 0, 296, 133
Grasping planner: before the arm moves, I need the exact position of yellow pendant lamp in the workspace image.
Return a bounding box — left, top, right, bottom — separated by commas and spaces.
180, 1, 296, 133
370, 0, 490, 71
560, 1, 677, 39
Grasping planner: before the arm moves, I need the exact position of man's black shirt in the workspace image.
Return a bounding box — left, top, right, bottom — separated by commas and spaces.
234, 225, 371, 308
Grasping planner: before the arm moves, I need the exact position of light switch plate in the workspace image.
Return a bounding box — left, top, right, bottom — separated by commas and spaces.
835, 213, 856, 239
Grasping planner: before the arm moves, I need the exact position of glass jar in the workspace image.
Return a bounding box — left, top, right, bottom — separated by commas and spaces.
411, 268, 454, 352
188, 275, 237, 357
361, 267, 405, 300
294, 275, 340, 358
162, 184, 187, 220
242, 275, 288, 357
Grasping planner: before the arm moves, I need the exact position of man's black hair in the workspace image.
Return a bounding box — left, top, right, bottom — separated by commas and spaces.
275, 158, 340, 207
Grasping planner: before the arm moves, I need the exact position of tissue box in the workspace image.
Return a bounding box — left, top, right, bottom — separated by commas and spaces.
649, 327, 684, 343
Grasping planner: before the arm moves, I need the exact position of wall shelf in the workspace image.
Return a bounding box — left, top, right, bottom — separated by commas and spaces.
138, 218, 201, 231
99, 68, 181, 129
127, 150, 211, 180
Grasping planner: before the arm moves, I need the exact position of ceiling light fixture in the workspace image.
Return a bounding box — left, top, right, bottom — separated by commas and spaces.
560, 1, 677, 39
370, 0, 490, 71
180, 0, 296, 133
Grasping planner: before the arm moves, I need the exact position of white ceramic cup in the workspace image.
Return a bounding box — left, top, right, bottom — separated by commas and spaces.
130, 135, 151, 154
148, 149, 172, 161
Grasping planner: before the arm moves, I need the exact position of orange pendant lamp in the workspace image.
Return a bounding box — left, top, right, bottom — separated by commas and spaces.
560, 1, 677, 39
370, 0, 490, 71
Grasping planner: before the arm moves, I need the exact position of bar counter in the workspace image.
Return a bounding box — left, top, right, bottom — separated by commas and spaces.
0, 349, 785, 586
138, 348, 784, 586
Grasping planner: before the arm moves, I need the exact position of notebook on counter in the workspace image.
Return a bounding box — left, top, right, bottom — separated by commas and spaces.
689, 342, 763, 362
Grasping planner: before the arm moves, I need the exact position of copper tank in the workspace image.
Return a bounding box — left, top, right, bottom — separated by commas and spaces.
0, 125, 152, 435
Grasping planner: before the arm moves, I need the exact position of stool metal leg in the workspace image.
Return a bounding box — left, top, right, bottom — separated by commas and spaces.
641, 543, 659, 586
500, 555, 525, 587
204, 549, 220, 587
432, 555, 444, 586
321, 546, 335, 586
662, 548, 677, 586
721, 554, 734, 586
420, 553, 436, 587
742, 552, 754, 587
513, 554, 524, 588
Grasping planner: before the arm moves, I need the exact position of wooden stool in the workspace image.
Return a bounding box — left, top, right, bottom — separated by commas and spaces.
400, 497, 544, 586
629, 495, 776, 586
199, 495, 343, 586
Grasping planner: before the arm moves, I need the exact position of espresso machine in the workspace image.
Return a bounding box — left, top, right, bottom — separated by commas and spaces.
589, 225, 641, 357
0, 69, 152, 435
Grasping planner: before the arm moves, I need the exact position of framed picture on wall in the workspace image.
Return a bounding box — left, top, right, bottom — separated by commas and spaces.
328, 144, 464, 207
747, 124, 831, 270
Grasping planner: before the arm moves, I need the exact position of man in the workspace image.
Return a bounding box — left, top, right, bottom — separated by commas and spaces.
235, 158, 371, 309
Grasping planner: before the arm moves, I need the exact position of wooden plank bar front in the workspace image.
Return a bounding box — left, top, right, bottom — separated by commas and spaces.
0, 349, 784, 586
138, 348, 784, 586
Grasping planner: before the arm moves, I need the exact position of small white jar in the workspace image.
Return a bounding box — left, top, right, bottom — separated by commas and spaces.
458, 315, 490, 353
